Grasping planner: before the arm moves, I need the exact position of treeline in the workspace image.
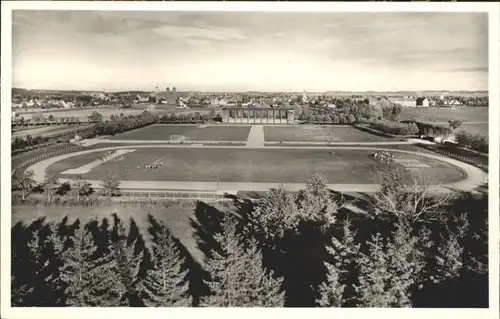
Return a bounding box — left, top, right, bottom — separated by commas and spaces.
298, 113, 357, 124
94, 111, 159, 136
301, 101, 403, 126
455, 130, 488, 154
360, 119, 419, 136
434, 96, 488, 107
406, 121, 488, 153
12, 170, 488, 307
158, 112, 213, 124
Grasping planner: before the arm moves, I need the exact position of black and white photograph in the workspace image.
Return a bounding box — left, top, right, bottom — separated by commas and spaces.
1, 2, 499, 318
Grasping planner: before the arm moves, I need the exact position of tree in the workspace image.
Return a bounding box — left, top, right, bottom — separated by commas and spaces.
331, 114, 340, 124
90, 111, 104, 123
448, 120, 462, 131
354, 233, 394, 307
60, 222, 118, 306
434, 213, 469, 282
370, 167, 450, 223
347, 114, 356, 124
48, 114, 55, 122
391, 105, 402, 121
44, 174, 60, 203
141, 223, 192, 307
101, 173, 121, 197
110, 221, 144, 306
245, 187, 301, 244
316, 219, 360, 307
383, 217, 426, 307
298, 174, 339, 227
12, 227, 64, 306
72, 175, 93, 202
12, 170, 36, 200
201, 214, 285, 307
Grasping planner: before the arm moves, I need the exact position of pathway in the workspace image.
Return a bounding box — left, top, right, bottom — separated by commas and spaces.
26, 144, 488, 194
245, 125, 265, 148
61, 149, 136, 175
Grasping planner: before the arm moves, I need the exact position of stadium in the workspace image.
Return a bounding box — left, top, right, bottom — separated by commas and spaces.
25, 123, 487, 199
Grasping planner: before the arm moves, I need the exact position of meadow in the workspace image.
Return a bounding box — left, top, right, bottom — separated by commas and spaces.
399, 107, 488, 123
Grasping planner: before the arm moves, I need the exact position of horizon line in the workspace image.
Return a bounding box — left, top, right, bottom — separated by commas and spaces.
12, 87, 489, 94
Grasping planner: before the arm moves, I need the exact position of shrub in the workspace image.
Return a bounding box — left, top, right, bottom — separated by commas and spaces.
347, 114, 356, 124
364, 119, 419, 136
455, 130, 488, 153
331, 114, 340, 124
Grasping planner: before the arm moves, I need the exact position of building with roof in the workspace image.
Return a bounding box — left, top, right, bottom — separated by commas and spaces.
222, 107, 295, 124
154, 86, 178, 105
416, 97, 430, 107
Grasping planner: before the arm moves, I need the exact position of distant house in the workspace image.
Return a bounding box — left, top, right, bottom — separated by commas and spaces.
416, 97, 430, 107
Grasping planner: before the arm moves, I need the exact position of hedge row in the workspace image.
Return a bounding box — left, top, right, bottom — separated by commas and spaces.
360, 119, 419, 136
402, 121, 453, 138
416, 143, 488, 171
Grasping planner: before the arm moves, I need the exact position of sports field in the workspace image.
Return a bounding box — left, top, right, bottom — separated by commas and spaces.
264, 125, 392, 142
399, 107, 488, 123
48, 147, 465, 185
107, 124, 251, 141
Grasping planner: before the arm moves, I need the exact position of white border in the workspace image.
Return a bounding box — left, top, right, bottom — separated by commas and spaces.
1, 2, 499, 319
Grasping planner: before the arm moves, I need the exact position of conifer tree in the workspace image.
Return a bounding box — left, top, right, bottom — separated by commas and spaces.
12, 229, 60, 306
201, 214, 285, 307
384, 218, 426, 307
298, 174, 338, 226
354, 233, 394, 307
435, 213, 469, 282
316, 219, 360, 307
141, 223, 192, 307
110, 221, 144, 306
245, 187, 300, 243
59, 222, 119, 306
240, 238, 286, 307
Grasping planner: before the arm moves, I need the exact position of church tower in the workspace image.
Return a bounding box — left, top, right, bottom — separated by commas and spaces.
172, 87, 177, 101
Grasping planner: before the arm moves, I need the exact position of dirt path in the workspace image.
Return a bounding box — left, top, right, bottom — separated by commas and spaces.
26, 144, 487, 194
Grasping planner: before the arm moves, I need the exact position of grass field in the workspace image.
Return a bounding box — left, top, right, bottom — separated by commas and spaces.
11, 203, 207, 264
399, 107, 488, 123
456, 123, 489, 136
107, 124, 251, 141
49, 147, 465, 185
264, 125, 392, 142
12, 124, 91, 139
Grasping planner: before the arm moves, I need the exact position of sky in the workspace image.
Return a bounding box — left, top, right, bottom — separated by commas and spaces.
12, 10, 488, 92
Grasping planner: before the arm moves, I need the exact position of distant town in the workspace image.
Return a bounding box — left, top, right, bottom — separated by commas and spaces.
11, 86, 489, 117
